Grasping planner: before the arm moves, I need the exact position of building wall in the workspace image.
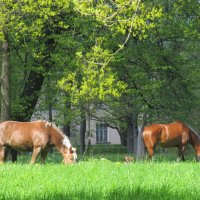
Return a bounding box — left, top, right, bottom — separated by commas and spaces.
31, 110, 121, 146
108, 127, 121, 144
85, 127, 121, 145
84, 119, 121, 145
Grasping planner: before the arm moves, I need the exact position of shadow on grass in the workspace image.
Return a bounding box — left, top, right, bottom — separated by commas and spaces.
2, 186, 200, 200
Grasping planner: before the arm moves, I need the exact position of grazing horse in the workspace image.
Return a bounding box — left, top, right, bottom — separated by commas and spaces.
0, 120, 77, 164
142, 121, 200, 161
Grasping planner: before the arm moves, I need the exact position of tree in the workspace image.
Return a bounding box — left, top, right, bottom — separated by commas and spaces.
1, 31, 10, 121
1, 0, 199, 156
1, 0, 76, 122
58, 0, 200, 154
0, 1, 12, 121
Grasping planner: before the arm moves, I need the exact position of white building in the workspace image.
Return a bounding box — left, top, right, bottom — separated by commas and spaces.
31, 109, 121, 146
70, 118, 121, 146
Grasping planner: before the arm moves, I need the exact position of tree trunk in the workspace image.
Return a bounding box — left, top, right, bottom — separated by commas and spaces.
119, 132, 127, 146
133, 114, 139, 154
126, 119, 134, 153
46, 75, 53, 123
63, 124, 71, 138
1, 32, 10, 121
126, 113, 138, 154
136, 113, 148, 160
12, 27, 55, 122
63, 94, 71, 137
48, 101, 53, 122
80, 113, 86, 155
136, 127, 146, 161
12, 70, 45, 121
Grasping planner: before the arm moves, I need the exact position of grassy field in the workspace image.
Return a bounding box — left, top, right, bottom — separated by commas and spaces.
0, 145, 200, 200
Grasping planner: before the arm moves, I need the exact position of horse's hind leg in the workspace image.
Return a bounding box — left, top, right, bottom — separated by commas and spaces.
31, 146, 42, 164
144, 140, 155, 160
0, 146, 6, 164
177, 145, 186, 162
143, 134, 156, 161
147, 147, 154, 160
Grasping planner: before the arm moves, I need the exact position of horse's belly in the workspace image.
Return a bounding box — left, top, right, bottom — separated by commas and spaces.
6, 131, 39, 151
7, 143, 33, 152
158, 143, 177, 148
158, 138, 181, 148
7, 136, 34, 151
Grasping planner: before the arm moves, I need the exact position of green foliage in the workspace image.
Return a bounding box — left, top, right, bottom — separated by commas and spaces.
55, 0, 165, 124
58, 45, 127, 105
0, 0, 200, 130
96, 0, 200, 124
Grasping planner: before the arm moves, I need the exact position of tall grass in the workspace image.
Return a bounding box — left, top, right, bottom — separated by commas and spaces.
0, 145, 199, 200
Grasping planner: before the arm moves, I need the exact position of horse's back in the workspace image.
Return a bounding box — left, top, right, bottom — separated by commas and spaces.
0, 120, 49, 150
0, 120, 47, 134
143, 121, 190, 148
162, 121, 190, 146
163, 121, 189, 137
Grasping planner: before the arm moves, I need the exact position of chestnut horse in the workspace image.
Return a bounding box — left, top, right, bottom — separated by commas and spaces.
142, 121, 200, 161
0, 120, 77, 164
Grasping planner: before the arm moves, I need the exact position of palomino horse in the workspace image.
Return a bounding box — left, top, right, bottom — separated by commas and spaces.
142, 121, 200, 161
0, 120, 77, 164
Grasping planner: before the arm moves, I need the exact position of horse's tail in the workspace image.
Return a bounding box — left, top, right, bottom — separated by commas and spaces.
136, 127, 146, 161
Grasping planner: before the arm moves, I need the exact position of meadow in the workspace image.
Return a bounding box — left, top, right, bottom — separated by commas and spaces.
0, 145, 200, 200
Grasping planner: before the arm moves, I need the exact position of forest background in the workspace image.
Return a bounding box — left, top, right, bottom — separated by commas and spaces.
0, 0, 200, 155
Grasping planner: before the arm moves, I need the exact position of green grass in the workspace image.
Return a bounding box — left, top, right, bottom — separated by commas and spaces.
0, 145, 200, 200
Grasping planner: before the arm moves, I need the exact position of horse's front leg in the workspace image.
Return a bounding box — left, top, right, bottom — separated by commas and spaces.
11, 149, 18, 162
177, 145, 185, 162
31, 146, 42, 164
41, 149, 49, 164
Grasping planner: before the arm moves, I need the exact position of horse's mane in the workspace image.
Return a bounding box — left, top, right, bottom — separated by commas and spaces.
40, 120, 61, 134
186, 124, 200, 140
44, 120, 72, 149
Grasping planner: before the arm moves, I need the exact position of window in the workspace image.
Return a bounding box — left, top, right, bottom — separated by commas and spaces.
96, 123, 108, 143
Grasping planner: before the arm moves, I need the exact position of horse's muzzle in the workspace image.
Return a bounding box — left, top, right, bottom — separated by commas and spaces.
196, 156, 200, 162
73, 152, 77, 161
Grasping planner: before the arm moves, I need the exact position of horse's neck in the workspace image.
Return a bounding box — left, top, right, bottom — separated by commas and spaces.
190, 131, 200, 148
50, 127, 63, 146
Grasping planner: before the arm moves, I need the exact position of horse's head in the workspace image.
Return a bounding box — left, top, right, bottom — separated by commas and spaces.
64, 146, 77, 164
196, 156, 200, 162
62, 136, 77, 164
196, 148, 200, 162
